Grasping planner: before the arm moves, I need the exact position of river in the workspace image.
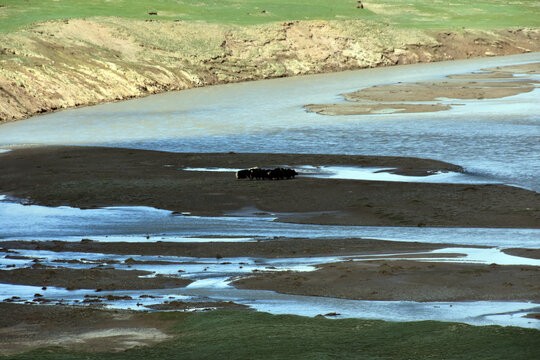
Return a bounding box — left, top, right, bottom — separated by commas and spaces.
0, 52, 539, 190
0, 53, 539, 328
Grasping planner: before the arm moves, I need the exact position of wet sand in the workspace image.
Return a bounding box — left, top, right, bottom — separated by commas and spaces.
503, 248, 540, 260
305, 103, 451, 116
1, 146, 538, 228
0, 238, 452, 259
234, 260, 540, 302
0, 266, 191, 291
305, 62, 539, 115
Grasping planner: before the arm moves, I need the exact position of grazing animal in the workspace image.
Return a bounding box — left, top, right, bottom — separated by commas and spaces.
249, 167, 267, 180
236, 169, 250, 179
236, 167, 298, 181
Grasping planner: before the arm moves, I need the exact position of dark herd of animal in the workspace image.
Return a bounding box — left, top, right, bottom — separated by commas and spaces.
236, 167, 298, 180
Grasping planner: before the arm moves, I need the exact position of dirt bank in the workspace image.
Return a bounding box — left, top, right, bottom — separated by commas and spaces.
234, 260, 540, 302
1, 18, 539, 123
1, 146, 538, 228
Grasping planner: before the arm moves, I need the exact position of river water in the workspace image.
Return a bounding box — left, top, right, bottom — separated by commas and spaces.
0, 52, 539, 190
0, 54, 539, 328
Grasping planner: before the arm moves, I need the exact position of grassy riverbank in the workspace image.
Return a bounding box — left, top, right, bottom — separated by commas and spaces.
0, 1, 539, 123
3, 309, 539, 359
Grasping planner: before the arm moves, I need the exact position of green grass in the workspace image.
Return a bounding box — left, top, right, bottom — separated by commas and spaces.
0, 0, 538, 33
5, 310, 540, 360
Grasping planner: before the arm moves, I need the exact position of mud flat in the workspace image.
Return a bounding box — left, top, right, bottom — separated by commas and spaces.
1, 146, 538, 228
0, 238, 450, 259
0, 266, 191, 291
234, 260, 540, 302
503, 248, 540, 260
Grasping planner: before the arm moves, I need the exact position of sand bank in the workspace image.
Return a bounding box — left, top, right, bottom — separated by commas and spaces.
1, 146, 538, 228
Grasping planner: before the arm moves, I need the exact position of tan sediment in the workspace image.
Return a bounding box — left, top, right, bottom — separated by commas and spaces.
0, 18, 539, 123
305, 62, 540, 116
485, 62, 540, 74
344, 79, 538, 103
0, 146, 538, 228
305, 103, 451, 116
233, 260, 540, 302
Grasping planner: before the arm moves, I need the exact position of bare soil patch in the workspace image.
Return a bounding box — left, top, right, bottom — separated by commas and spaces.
0, 266, 191, 291
503, 248, 540, 260
305, 103, 451, 115
0, 303, 178, 356
1, 146, 538, 228
234, 260, 540, 302
0, 238, 453, 259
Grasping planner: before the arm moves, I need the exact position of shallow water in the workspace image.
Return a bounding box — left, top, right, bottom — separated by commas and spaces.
2, 283, 537, 328
2, 247, 539, 328
0, 53, 539, 190
1, 54, 539, 327
1, 197, 539, 248
4, 247, 540, 277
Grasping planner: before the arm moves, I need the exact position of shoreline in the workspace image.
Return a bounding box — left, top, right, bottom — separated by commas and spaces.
1, 18, 539, 124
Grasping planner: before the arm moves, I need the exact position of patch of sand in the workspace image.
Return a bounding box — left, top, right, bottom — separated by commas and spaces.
503, 248, 540, 260
50, 19, 141, 60
0, 238, 452, 259
0, 266, 191, 290
305, 62, 539, 116
305, 103, 451, 115
234, 260, 540, 302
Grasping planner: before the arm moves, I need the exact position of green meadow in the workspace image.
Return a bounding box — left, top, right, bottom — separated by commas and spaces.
0, 0, 539, 33
5, 310, 540, 360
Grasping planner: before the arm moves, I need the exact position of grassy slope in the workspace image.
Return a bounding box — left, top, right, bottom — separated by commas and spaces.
5, 310, 540, 360
0, 0, 539, 32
